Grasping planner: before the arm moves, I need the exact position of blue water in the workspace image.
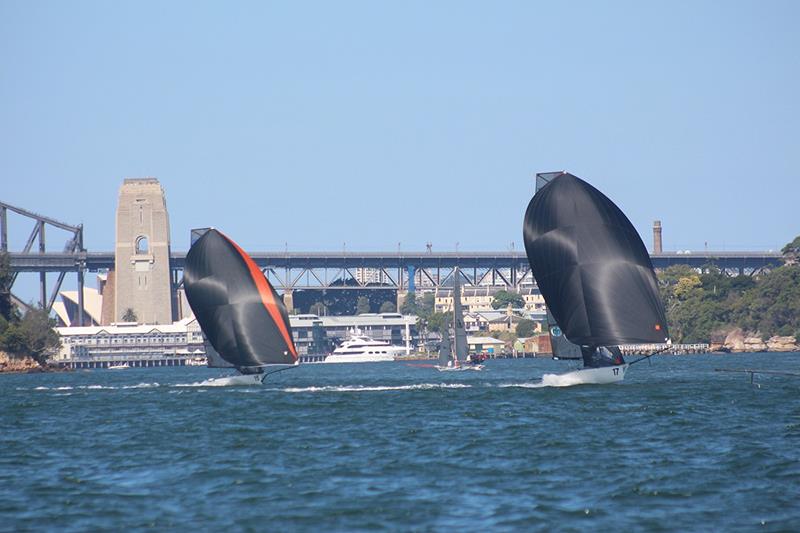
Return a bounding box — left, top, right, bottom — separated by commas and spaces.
1, 353, 799, 532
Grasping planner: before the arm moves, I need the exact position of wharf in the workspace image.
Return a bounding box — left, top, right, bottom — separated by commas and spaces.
58, 356, 205, 370
621, 343, 710, 355
300, 354, 328, 363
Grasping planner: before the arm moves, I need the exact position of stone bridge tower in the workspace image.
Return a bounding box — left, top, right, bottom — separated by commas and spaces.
113, 178, 173, 324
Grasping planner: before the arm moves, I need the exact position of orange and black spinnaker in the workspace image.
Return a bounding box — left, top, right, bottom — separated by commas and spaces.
184, 229, 297, 374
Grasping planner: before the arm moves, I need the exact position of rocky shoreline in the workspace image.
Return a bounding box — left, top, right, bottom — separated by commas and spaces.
709, 329, 799, 353
0, 351, 70, 374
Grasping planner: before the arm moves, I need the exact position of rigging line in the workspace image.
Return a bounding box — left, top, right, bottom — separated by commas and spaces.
259, 364, 299, 383
628, 346, 671, 366
714, 368, 800, 378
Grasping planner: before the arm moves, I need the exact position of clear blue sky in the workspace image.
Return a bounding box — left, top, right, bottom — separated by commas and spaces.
1, 1, 798, 259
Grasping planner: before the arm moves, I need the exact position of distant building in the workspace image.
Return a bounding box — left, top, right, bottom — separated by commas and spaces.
466, 336, 506, 356
53, 287, 103, 327
54, 317, 205, 365
513, 337, 542, 356
354, 268, 386, 285
53, 312, 419, 364
435, 286, 545, 313
461, 309, 546, 334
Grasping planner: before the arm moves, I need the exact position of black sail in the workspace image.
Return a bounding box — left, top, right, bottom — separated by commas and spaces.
184, 229, 298, 372
523, 173, 669, 347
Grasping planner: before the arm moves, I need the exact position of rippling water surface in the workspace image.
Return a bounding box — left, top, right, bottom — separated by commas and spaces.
2, 353, 799, 531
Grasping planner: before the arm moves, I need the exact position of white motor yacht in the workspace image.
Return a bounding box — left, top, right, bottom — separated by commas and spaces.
324, 334, 405, 363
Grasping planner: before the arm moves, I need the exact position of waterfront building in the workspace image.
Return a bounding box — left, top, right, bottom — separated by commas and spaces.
54, 317, 205, 367
462, 310, 546, 334
512, 336, 543, 356
435, 286, 545, 313
53, 313, 418, 365
466, 336, 506, 356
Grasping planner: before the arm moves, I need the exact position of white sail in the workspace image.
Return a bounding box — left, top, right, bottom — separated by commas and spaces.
438, 330, 452, 367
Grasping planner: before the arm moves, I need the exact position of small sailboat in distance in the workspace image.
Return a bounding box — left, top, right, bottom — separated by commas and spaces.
184, 228, 299, 385
436, 267, 484, 371
523, 172, 669, 385
437, 327, 453, 369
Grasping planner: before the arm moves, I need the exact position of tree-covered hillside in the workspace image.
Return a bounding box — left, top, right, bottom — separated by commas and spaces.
658, 237, 800, 343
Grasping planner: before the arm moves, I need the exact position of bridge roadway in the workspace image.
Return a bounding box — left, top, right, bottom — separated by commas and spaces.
8, 250, 784, 274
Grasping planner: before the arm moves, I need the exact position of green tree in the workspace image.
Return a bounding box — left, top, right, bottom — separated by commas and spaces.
0, 252, 14, 321
656, 261, 798, 343
356, 296, 371, 314
1, 323, 27, 354
491, 290, 525, 310
122, 308, 138, 322
734, 265, 800, 338
379, 301, 396, 313
782, 235, 800, 264
19, 308, 61, 364
400, 292, 418, 315
425, 312, 449, 333
309, 302, 327, 316
673, 274, 702, 300
491, 330, 517, 347
416, 292, 435, 319
515, 319, 536, 338
1, 308, 61, 365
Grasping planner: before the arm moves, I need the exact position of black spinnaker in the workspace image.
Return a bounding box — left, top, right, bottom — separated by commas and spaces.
523, 172, 669, 368
184, 228, 298, 375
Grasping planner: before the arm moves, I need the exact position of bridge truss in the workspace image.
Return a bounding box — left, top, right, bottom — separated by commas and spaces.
3, 201, 785, 321
1, 201, 86, 323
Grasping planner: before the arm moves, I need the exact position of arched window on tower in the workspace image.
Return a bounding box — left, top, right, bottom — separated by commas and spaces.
136, 235, 149, 254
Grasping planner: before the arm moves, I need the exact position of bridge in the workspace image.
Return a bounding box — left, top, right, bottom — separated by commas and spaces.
7, 248, 783, 288
1, 198, 785, 314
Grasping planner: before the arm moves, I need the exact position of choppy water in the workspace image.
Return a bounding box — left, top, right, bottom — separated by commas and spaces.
2, 353, 799, 532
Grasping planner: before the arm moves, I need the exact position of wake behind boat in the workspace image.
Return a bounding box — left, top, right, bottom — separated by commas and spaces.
523, 172, 670, 385
183, 228, 299, 385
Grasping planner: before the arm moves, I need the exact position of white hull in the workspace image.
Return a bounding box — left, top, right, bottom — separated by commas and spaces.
197, 364, 297, 386
541, 364, 628, 387
328, 332, 406, 363
198, 374, 264, 386
436, 364, 485, 372
324, 354, 396, 363
107, 363, 129, 370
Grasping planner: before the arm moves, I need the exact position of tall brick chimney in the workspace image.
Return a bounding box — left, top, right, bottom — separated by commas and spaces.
653, 220, 663, 253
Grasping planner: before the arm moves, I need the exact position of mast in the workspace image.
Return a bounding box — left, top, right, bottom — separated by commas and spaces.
453, 267, 468, 363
